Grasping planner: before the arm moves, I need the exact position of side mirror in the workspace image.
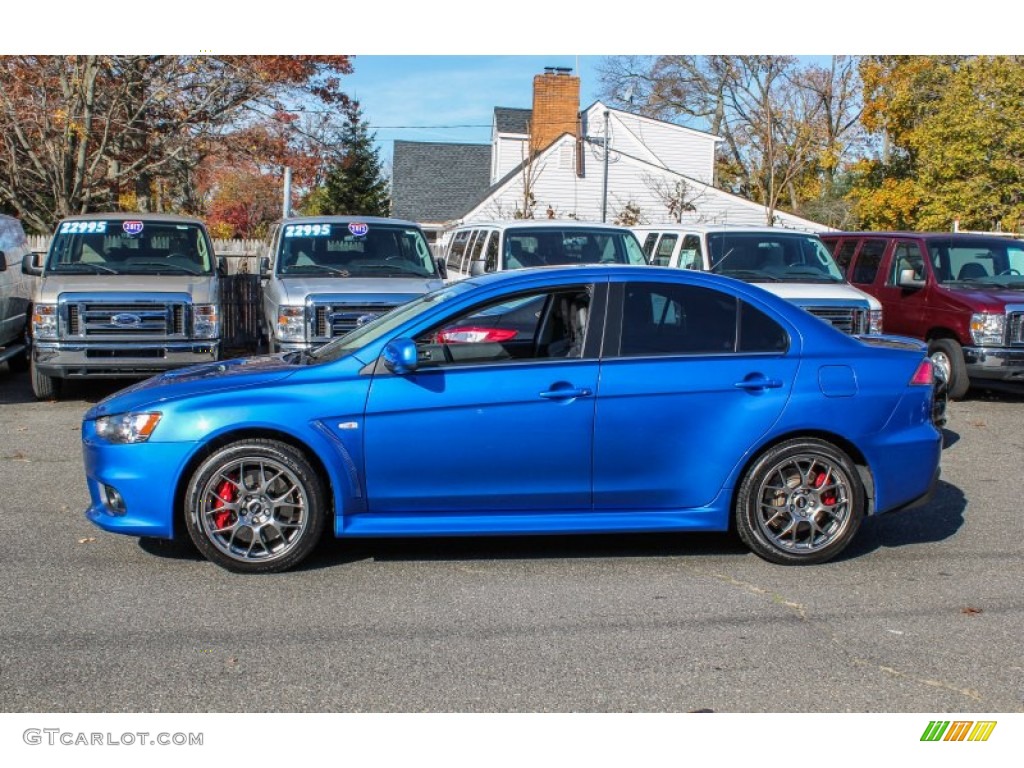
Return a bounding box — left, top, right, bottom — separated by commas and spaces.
0, 251, 6, 272
217, 256, 228, 276
435, 257, 448, 280
469, 259, 485, 277
260, 256, 271, 278
22, 252, 43, 276
898, 268, 925, 290
382, 338, 418, 375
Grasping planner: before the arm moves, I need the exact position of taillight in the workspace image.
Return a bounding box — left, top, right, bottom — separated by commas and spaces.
436, 326, 518, 344
909, 358, 933, 386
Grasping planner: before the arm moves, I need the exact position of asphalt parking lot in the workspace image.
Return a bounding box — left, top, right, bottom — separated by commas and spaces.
0, 365, 1022, 713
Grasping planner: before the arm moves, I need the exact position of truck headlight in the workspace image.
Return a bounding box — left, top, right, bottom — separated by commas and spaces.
95, 412, 162, 444
32, 303, 58, 340
868, 309, 883, 335
276, 306, 305, 341
969, 313, 1004, 346
193, 304, 219, 339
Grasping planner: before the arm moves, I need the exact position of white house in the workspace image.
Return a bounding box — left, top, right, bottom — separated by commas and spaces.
391, 68, 827, 243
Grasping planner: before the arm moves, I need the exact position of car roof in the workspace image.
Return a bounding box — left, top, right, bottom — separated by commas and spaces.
451, 220, 632, 232
59, 212, 207, 226
823, 231, 1024, 243
278, 215, 421, 228
631, 224, 824, 236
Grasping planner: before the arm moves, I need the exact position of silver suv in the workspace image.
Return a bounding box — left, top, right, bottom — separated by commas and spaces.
23, 214, 222, 399
0, 214, 33, 373
260, 216, 444, 352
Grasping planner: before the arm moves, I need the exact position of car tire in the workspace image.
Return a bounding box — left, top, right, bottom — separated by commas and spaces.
735, 438, 865, 565
30, 356, 61, 400
184, 439, 326, 573
928, 339, 969, 400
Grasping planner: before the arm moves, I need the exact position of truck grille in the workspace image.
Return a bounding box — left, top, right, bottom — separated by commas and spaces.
312, 303, 394, 339
1008, 312, 1024, 344
805, 306, 867, 335
64, 300, 188, 338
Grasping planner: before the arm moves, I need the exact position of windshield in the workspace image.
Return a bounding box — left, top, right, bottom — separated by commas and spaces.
46, 220, 214, 275
929, 239, 1024, 286
309, 280, 476, 363
276, 222, 437, 278
503, 228, 647, 269
707, 233, 844, 283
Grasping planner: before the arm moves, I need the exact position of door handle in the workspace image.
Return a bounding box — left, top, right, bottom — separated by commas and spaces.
734, 377, 783, 391
539, 387, 593, 400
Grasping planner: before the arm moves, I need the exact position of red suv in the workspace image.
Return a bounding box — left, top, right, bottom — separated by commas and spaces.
821, 232, 1024, 398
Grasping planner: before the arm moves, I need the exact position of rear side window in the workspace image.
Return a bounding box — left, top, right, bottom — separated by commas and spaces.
850, 239, 886, 285
641, 233, 658, 259
446, 230, 471, 272
679, 235, 703, 270
652, 234, 677, 267
832, 240, 858, 276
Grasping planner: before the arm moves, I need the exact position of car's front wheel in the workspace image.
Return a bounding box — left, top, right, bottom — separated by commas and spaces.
735, 438, 864, 565
184, 439, 326, 573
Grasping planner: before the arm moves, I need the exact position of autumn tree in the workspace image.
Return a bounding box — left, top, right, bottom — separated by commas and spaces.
308, 102, 389, 217
0, 55, 353, 233
851, 55, 1024, 231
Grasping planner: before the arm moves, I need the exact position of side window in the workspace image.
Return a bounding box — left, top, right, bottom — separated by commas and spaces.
888, 241, 925, 285
679, 235, 703, 270
641, 233, 658, 259
468, 230, 488, 267
484, 231, 500, 272
652, 234, 677, 267
832, 240, 858, 276
739, 302, 789, 353
446, 230, 470, 272
619, 282, 738, 356
850, 239, 886, 285
414, 286, 593, 367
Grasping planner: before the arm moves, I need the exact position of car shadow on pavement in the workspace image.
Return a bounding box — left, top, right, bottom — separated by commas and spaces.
836, 479, 966, 562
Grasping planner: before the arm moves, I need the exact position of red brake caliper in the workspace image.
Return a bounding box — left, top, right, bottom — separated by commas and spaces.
212, 479, 237, 530
813, 472, 836, 506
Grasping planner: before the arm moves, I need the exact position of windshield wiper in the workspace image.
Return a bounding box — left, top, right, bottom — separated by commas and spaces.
53, 263, 118, 274
284, 265, 351, 277
356, 263, 429, 277
127, 261, 202, 275
714, 269, 779, 281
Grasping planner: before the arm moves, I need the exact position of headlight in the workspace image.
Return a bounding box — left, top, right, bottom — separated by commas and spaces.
276, 306, 305, 341
95, 412, 162, 443
868, 309, 883, 335
969, 312, 1005, 346
193, 304, 219, 339
32, 303, 58, 340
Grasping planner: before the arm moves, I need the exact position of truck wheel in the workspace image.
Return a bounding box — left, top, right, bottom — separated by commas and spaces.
30, 357, 62, 400
184, 439, 326, 573
928, 339, 969, 400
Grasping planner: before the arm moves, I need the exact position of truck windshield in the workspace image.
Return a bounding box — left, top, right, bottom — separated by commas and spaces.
503, 228, 647, 269
46, 220, 213, 275
707, 233, 844, 283
276, 222, 437, 278
928, 239, 1024, 285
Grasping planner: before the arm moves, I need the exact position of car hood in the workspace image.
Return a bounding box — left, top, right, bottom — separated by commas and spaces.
277, 276, 443, 304
940, 282, 1024, 308
758, 281, 881, 309
37, 274, 218, 304
84, 354, 299, 419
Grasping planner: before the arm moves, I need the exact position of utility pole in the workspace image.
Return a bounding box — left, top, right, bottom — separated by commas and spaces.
283, 167, 292, 218
601, 111, 610, 223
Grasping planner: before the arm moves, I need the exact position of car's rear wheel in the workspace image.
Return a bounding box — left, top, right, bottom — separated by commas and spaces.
184, 439, 326, 573
736, 438, 864, 565
928, 338, 969, 400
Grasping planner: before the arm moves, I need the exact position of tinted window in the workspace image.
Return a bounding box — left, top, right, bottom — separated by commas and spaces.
619, 283, 738, 356
652, 234, 677, 267
503, 228, 647, 269
447, 230, 471, 271
850, 239, 886, 285
415, 286, 594, 366
679, 235, 703, 270
739, 303, 789, 353
707, 232, 844, 283
832, 240, 858, 276
641, 233, 658, 259
484, 232, 500, 273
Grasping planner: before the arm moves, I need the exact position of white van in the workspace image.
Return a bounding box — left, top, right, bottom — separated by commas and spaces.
0, 215, 33, 373
444, 220, 647, 281
631, 224, 883, 335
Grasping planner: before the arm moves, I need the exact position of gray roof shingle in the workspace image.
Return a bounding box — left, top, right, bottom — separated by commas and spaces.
391, 141, 492, 223
494, 107, 532, 135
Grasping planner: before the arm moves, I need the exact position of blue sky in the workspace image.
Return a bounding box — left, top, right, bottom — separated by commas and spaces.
344, 56, 607, 163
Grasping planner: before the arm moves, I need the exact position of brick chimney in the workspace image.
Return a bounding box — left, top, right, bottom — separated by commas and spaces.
530, 67, 580, 156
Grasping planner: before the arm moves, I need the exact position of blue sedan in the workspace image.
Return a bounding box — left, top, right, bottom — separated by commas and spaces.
82, 266, 941, 572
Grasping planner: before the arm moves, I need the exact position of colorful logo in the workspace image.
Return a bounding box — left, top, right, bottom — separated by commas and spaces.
921, 720, 997, 742
123, 220, 144, 236
348, 222, 369, 237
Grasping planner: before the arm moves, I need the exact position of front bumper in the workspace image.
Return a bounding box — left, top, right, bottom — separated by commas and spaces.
963, 346, 1024, 384
34, 340, 219, 379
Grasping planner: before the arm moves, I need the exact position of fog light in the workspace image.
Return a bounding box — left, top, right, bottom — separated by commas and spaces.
103, 484, 127, 515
